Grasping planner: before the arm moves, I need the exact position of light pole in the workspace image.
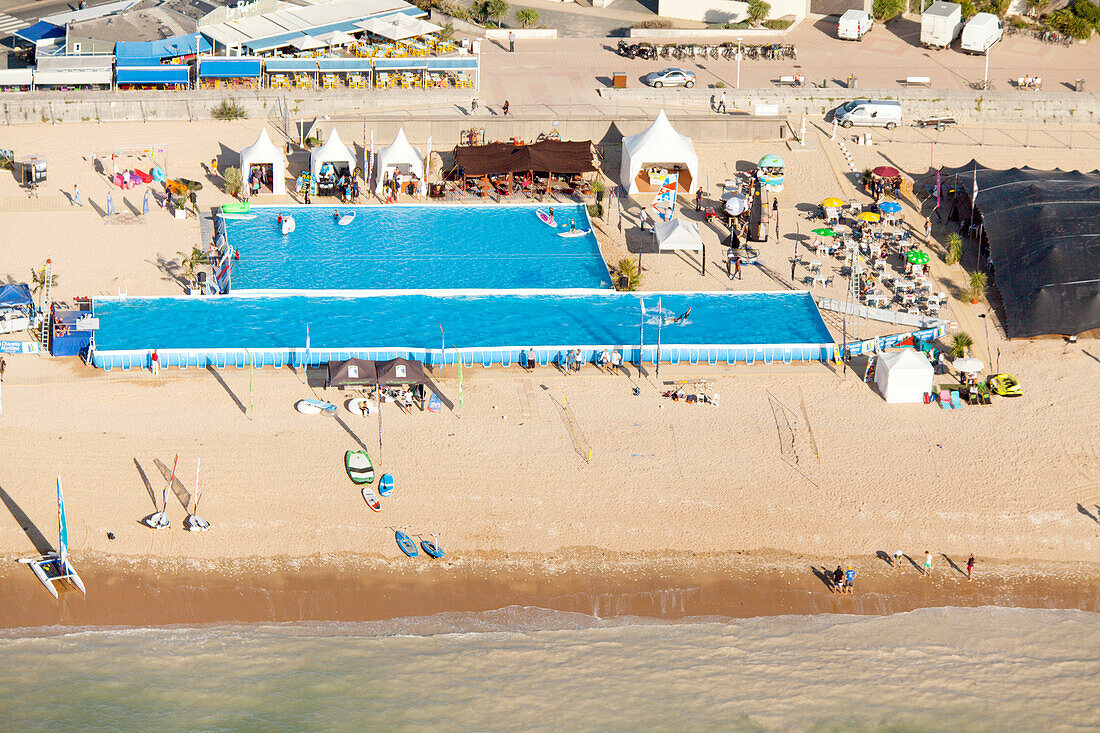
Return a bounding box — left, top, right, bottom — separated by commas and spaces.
736, 38, 743, 89
983, 42, 990, 89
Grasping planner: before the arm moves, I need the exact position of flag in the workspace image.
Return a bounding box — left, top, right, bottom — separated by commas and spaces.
454, 347, 463, 409
368, 130, 374, 185
420, 136, 431, 197
438, 323, 445, 365
57, 477, 68, 563
971, 167, 978, 204
640, 299, 647, 316
143, 189, 150, 215
107, 191, 114, 216
935, 169, 942, 210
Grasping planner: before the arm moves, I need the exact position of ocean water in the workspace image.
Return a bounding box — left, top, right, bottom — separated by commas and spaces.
223, 204, 611, 290
1, 607, 1097, 732
91, 292, 834, 352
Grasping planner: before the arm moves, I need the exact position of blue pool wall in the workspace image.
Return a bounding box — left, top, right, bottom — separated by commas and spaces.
91, 342, 835, 371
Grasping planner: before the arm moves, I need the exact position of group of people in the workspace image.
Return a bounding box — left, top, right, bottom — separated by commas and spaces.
536, 348, 624, 375
870, 176, 900, 202
832, 552, 976, 595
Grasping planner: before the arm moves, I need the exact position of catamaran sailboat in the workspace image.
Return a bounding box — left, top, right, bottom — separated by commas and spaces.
17, 476, 86, 599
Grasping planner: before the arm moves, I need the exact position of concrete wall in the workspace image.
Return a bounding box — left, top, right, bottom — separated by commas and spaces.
429, 9, 487, 38
629, 25, 793, 38
657, 0, 808, 22
484, 28, 558, 39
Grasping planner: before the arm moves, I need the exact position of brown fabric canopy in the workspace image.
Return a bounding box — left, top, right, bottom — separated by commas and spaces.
452, 140, 597, 177
375, 358, 428, 386
326, 358, 377, 389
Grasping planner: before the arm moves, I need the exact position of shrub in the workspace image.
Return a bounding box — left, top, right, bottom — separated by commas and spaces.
515, 7, 538, 27
471, 0, 508, 26
989, 0, 1011, 16
959, 0, 978, 19
873, 0, 906, 20
222, 166, 243, 197
950, 332, 973, 358
616, 258, 640, 291
968, 270, 988, 301
211, 99, 246, 121
763, 18, 794, 28
1061, 13, 1094, 37
747, 0, 771, 24
1072, 0, 1100, 26
945, 232, 963, 265
588, 202, 603, 219
713, 81, 727, 88
631, 19, 672, 28
1009, 14, 1030, 28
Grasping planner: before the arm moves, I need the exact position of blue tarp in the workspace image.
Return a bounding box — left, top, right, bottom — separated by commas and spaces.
13, 21, 64, 44
317, 58, 372, 72
373, 58, 426, 70
0, 283, 33, 309
115, 34, 211, 62
425, 58, 477, 70
198, 58, 262, 78
116, 65, 190, 84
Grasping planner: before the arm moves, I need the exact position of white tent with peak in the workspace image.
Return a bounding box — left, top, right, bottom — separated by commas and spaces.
310, 128, 357, 181
239, 128, 287, 196
874, 349, 934, 403
374, 128, 425, 195
620, 109, 698, 195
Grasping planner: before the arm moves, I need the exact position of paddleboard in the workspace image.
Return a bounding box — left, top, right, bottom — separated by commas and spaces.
378, 474, 394, 497
337, 213, 355, 226
361, 486, 381, 512
558, 229, 591, 238
345, 450, 375, 485
535, 209, 556, 227
296, 398, 335, 415
395, 530, 419, 558
421, 540, 445, 559
218, 213, 256, 221
346, 397, 374, 416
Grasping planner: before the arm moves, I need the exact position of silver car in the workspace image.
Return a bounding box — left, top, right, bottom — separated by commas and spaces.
645, 68, 696, 88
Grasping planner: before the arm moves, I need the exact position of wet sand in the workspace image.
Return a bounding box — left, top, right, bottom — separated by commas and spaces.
2, 550, 1097, 631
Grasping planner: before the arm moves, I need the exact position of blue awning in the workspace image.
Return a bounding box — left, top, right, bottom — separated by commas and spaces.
373, 58, 426, 70
116, 34, 211, 62
13, 21, 64, 44
263, 58, 319, 73
317, 58, 372, 72
243, 20, 363, 52
0, 283, 33, 309
117, 65, 190, 84
199, 58, 262, 78
425, 58, 477, 70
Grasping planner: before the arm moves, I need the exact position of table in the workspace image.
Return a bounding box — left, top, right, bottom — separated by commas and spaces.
865, 291, 889, 307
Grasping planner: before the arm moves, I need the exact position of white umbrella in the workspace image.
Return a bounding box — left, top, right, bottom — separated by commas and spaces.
952, 357, 984, 373
724, 194, 747, 216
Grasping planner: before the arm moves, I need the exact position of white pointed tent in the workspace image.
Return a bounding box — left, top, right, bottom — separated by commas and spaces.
654, 217, 705, 274
310, 128, 357, 181
874, 350, 934, 403
620, 110, 698, 195
239, 128, 287, 195
374, 128, 425, 195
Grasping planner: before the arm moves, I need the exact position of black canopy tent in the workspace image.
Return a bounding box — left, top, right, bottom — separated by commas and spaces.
938, 161, 1100, 338
326, 358, 378, 389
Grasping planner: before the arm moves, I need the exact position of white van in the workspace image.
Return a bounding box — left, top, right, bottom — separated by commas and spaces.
833, 99, 902, 129
961, 12, 1003, 53
920, 1, 964, 49
838, 10, 873, 40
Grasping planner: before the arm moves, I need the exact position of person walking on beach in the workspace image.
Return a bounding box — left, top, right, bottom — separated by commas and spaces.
502, 100, 510, 116
923, 216, 932, 244
894, 550, 904, 570
210, 158, 218, 177
695, 187, 703, 211
716, 90, 726, 114
0, 356, 6, 381
967, 553, 975, 580
734, 256, 742, 280
508, 30, 516, 52
832, 565, 843, 594
611, 349, 623, 375
150, 349, 159, 376
844, 566, 855, 594
71, 184, 83, 206
923, 551, 933, 577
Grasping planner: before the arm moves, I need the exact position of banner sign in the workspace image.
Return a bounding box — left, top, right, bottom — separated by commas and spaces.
0, 340, 39, 354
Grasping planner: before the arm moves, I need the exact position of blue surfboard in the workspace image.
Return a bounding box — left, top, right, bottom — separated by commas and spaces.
395, 530, 418, 558
378, 473, 394, 497
421, 540, 445, 559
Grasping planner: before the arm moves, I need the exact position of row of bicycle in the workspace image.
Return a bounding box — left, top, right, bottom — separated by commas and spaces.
615, 40, 797, 61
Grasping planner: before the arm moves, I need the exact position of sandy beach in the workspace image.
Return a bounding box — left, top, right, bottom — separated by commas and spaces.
1, 117, 1098, 628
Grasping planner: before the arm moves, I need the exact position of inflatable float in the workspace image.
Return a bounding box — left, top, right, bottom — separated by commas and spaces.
988, 374, 1022, 397
133, 169, 153, 183
150, 166, 166, 182
221, 201, 250, 214
281, 216, 296, 235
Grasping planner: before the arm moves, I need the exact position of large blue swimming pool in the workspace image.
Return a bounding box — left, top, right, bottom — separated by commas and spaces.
222, 204, 611, 291
90, 292, 835, 369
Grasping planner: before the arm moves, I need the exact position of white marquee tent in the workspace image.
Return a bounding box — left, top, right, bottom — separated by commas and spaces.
620, 109, 698, 195
310, 128, 357, 181
239, 128, 286, 196
874, 349, 934, 403
654, 217, 705, 274
374, 128, 425, 195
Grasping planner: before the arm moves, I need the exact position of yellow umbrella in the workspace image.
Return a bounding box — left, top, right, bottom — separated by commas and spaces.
820, 197, 845, 208
857, 211, 881, 223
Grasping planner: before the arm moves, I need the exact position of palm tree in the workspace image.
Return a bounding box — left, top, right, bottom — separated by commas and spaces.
176, 247, 211, 290
487, 0, 510, 27
945, 232, 963, 265
747, 0, 770, 26
30, 265, 58, 299
968, 270, 987, 303
515, 7, 538, 27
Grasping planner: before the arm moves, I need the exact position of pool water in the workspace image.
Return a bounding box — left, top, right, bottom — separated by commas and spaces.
223, 204, 611, 291
92, 292, 833, 353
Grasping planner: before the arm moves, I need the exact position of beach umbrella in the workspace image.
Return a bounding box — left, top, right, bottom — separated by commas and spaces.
872, 165, 900, 178
820, 197, 844, 208
811, 227, 836, 237
759, 154, 784, 168
107, 191, 114, 216
878, 201, 902, 214
724, 194, 748, 216
952, 357, 984, 373
906, 250, 929, 265
857, 211, 880, 223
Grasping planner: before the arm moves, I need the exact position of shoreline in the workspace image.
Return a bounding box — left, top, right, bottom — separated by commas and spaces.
2, 550, 1097, 632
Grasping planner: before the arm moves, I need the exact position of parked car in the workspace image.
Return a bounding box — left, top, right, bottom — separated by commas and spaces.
644, 68, 696, 88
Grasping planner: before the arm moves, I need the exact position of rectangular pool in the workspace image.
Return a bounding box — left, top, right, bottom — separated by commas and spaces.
90, 291, 835, 369
221, 203, 612, 291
